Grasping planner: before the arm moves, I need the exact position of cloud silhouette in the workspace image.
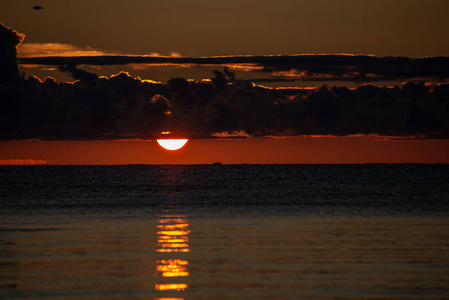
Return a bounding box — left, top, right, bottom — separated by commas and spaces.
59, 61, 99, 83
0, 22, 25, 83
1, 23, 449, 140
1, 69, 449, 140
19, 54, 449, 82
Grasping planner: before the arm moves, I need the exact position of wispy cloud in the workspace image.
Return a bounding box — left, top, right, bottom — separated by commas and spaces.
18, 43, 121, 57
19, 43, 184, 60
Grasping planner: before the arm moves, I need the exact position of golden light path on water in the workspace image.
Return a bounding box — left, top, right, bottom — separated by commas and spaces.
155, 213, 190, 298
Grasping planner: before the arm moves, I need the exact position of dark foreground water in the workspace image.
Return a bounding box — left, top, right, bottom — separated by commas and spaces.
1, 164, 449, 299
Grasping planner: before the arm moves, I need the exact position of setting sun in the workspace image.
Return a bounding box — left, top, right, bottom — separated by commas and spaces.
157, 139, 188, 151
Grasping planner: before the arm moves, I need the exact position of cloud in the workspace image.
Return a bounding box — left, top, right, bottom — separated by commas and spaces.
0, 22, 25, 83
1, 23, 448, 140
19, 54, 449, 82
0, 69, 173, 140
59, 62, 100, 83
18, 43, 121, 57
1, 65, 449, 140
259, 55, 449, 83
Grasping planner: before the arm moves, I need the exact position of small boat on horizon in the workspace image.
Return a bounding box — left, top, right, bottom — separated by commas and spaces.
212, 162, 222, 166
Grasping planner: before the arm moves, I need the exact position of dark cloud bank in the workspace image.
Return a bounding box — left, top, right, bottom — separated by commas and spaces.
2, 23, 449, 140
20, 53, 449, 83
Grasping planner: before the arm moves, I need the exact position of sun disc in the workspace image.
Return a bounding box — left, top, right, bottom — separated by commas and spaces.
157, 139, 188, 150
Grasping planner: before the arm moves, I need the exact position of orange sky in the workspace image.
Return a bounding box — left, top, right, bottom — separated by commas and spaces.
1, 136, 448, 165
3, 0, 449, 57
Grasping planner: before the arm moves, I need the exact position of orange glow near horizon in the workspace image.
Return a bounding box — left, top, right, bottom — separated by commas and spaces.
0, 159, 48, 165
0, 137, 448, 165
157, 139, 188, 151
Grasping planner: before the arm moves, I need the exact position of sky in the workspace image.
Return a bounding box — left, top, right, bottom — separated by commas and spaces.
1, 0, 449, 164
3, 0, 449, 57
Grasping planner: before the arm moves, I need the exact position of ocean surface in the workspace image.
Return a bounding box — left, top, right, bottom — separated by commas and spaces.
1, 164, 449, 299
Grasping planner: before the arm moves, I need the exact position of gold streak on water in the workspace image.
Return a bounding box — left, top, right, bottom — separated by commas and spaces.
156, 230, 191, 236
159, 218, 187, 224
158, 237, 188, 243
157, 224, 189, 229
155, 248, 190, 253
155, 212, 190, 296
155, 283, 188, 291
158, 259, 188, 265
158, 243, 189, 248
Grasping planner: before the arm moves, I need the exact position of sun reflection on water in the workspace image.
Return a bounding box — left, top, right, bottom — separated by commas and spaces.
155, 283, 188, 291
155, 213, 190, 297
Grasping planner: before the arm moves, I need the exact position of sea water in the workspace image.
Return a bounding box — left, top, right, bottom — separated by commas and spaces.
1, 164, 449, 299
